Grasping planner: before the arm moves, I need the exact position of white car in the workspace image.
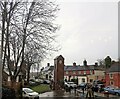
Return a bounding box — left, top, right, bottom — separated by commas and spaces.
65, 82, 77, 88
22, 88, 39, 99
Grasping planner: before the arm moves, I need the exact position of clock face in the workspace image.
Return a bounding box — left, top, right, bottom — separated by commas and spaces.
59, 60, 62, 64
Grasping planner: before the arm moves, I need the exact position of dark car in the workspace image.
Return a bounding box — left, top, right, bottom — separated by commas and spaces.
43, 80, 50, 84
96, 84, 105, 92
92, 85, 99, 92
93, 80, 104, 85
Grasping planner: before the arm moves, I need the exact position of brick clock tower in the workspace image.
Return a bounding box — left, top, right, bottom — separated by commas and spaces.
54, 55, 64, 90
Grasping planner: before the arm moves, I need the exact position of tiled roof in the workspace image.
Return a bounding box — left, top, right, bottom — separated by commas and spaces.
64, 65, 95, 71
108, 62, 120, 72
49, 66, 54, 71
54, 55, 64, 60
43, 65, 104, 72
43, 66, 54, 72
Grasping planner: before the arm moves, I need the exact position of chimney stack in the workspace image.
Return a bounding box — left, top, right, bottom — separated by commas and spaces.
95, 62, 98, 66
73, 62, 76, 66
47, 63, 50, 67
83, 60, 87, 66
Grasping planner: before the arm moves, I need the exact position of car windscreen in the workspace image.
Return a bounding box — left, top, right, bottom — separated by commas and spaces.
24, 89, 33, 93
68, 82, 74, 84
115, 88, 120, 90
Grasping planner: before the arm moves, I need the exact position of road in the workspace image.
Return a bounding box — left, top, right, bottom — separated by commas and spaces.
39, 89, 120, 99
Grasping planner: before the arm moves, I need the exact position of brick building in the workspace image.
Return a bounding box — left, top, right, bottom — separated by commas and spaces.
54, 55, 64, 90
43, 59, 105, 85
105, 62, 120, 88
64, 60, 105, 84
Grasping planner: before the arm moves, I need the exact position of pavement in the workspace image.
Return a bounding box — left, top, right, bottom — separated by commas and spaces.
39, 89, 120, 99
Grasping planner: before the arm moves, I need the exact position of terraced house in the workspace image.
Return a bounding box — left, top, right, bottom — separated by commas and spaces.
105, 62, 120, 88
42, 59, 105, 85
64, 60, 105, 84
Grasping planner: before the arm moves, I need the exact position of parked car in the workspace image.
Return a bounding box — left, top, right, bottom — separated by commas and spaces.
64, 81, 77, 88
22, 88, 39, 99
97, 84, 105, 89
34, 79, 44, 84
93, 84, 105, 92
29, 81, 36, 86
104, 86, 116, 95
93, 80, 104, 85
78, 83, 87, 89
114, 88, 120, 96
43, 80, 50, 84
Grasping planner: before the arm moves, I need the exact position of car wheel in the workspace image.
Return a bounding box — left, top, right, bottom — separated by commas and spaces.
116, 93, 119, 96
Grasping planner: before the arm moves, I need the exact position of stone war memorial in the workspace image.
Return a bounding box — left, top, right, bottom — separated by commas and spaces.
54, 55, 64, 90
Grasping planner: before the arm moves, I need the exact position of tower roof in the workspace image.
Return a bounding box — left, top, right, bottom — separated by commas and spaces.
54, 55, 64, 60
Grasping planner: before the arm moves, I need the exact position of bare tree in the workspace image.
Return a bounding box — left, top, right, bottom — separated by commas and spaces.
0, 0, 59, 82
97, 59, 105, 67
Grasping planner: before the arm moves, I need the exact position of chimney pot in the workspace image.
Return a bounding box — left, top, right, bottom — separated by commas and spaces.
73, 62, 76, 66
83, 60, 87, 66
47, 63, 50, 67
95, 62, 98, 66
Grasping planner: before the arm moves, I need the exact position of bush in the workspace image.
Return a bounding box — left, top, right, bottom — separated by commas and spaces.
2, 87, 16, 99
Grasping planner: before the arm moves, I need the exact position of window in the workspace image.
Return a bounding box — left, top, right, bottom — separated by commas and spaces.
110, 81, 114, 85
109, 74, 113, 79
90, 70, 93, 74
90, 79, 93, 83
66, 71, 68, 74
79, 71, 81, 74
83, 71, 86, 74
73, 71, 76, 74
82, 78, 85, 82
96, 76, 99, 79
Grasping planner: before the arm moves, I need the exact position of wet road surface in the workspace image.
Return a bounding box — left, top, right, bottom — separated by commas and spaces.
39, 89, 120, 99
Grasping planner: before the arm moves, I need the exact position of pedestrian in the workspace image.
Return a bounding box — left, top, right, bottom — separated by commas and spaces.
86, 83, 94, 99
99, 85, 104, 93
68, 87, 71, 94
74, 86, 77, 95
84, 83, 87, 90
82, 86, 85, 94
91, 85, 95, 97
94, 85, 98, 92
65, 85, 68, 92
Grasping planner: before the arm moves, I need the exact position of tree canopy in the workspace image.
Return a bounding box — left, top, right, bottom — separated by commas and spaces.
0, 0, 60, 81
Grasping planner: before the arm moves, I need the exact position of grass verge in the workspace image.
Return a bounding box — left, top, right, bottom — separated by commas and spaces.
30, 84, 50, 94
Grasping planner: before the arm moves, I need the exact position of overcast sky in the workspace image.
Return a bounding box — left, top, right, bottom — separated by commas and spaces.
41, 0, 118, 67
